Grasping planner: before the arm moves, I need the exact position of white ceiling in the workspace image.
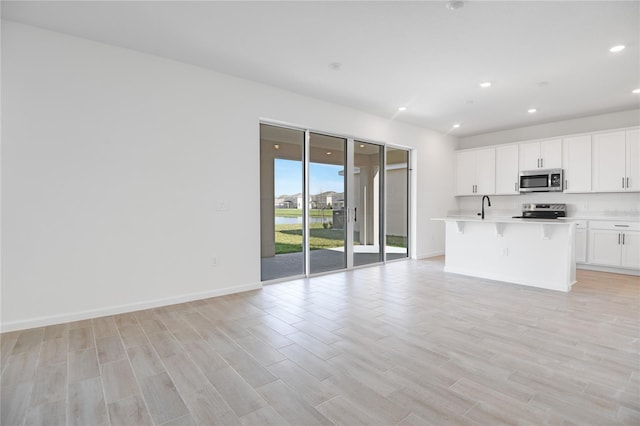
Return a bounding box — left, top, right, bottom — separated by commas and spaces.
3, 1, 639, 136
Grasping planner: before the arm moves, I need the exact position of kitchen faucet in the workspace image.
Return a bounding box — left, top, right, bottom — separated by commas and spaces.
478, 195, 491, 219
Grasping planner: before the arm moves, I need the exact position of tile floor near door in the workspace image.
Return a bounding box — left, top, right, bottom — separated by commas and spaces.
1, 257, 639, 426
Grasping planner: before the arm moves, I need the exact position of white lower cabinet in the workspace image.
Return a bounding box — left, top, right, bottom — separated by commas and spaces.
588, 221, 640, 269
621, 232, 640, 269
575, 230, 587, 263
589, 230, 623, 266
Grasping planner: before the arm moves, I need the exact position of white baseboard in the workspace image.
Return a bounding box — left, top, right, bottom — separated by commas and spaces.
577, 263, 640, 276
0, 282, 263, 333
414, 251, 445, 260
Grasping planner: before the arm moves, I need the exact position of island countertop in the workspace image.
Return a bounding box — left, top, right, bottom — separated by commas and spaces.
432, 216, 576, 225
433, 216, 576, 292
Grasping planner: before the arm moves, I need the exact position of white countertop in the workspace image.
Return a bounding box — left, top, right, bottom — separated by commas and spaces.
567, 216, 640, 222
444, 212, 640, 222
433, 216, 574, 225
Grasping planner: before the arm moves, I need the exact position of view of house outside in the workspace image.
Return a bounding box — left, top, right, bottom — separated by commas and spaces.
273, 159, 406, 255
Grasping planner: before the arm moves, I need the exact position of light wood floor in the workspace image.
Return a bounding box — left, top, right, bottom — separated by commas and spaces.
1, 257, 639, 425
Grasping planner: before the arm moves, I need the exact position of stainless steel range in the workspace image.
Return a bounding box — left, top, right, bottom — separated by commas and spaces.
512, 203, 566, 219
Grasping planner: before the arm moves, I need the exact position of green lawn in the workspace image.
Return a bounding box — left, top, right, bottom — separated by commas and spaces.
275, 223, 344, 254
275, 208, 333, 218
386, 235, 408, 248
274, 223, 407, 255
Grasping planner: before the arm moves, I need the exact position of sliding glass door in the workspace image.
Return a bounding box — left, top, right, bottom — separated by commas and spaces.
308, 133, 347, 274
260, 124, 305, 281
385, 147, 409, 260
353, 141, 383, 266
260, 123, 410, 281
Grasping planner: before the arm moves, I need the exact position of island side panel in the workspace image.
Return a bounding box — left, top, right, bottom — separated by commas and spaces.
443, 221, 576, 292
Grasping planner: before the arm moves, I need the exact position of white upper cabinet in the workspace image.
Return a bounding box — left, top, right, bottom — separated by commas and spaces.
519, 139, 561, 170
518, 142, 541, 170
626, 129, 640, 191
455, 148, 495, 196
456, 150, 476, 196
593, 130, 638, 192
593, 131, 625, 191
475, 148, 496, 195
562, 135, 592, 192
495, 144, 519, 194
541, 139, 562, 169
455, 126, 639, 197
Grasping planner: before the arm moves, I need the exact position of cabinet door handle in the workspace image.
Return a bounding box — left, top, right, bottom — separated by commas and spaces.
622, 177, 625, 188
537, 158, 540, 168
565, 179, 568, 190
614, 225, 629, 227
627, 177, 630, 188
623, 233, 625, 245
618, 233, 621, 245
514, 182, 517, 192
541, 158, 544, 168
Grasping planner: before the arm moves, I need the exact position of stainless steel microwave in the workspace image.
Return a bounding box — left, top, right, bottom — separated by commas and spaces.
519, 169, 564, 192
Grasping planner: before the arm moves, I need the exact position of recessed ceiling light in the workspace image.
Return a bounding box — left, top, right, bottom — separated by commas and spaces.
274, 144, 280, 149
632, 88, 640, 94
359, 144, 365, 148
326, 151, 332, 155
609, 45, 625, 53
446, 0, 465, 10
528, 108, 537, 113
398, 106, 407, 111
479, 82, 492, 88
452, 123, 461, 128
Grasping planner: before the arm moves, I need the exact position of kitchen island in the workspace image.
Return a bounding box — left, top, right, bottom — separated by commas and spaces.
434, 217, 576, 292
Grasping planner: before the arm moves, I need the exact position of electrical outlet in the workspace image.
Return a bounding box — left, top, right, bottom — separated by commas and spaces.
502, 248, 509, 256
216, 200, 228, 211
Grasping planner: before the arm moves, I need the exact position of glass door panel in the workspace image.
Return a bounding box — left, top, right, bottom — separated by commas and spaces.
260, 124, 305, 281
309, 133, 347, 274
353, 141, 383, 266
261, 123, 411, 282
386, 147, 409, 260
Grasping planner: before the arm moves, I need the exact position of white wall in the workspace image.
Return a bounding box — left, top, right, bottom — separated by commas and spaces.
1, 21, 457, 331
459, 109, 640, 149
456, 192, 640, 219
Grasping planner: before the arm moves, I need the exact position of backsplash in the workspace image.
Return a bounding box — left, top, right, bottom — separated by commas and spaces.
454, 192, 640, 219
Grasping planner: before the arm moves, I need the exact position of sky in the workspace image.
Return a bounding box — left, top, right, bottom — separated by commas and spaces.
275, 159, 344, 197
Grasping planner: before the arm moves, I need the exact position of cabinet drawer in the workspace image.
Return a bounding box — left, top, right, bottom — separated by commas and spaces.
589, 221, 640, 231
